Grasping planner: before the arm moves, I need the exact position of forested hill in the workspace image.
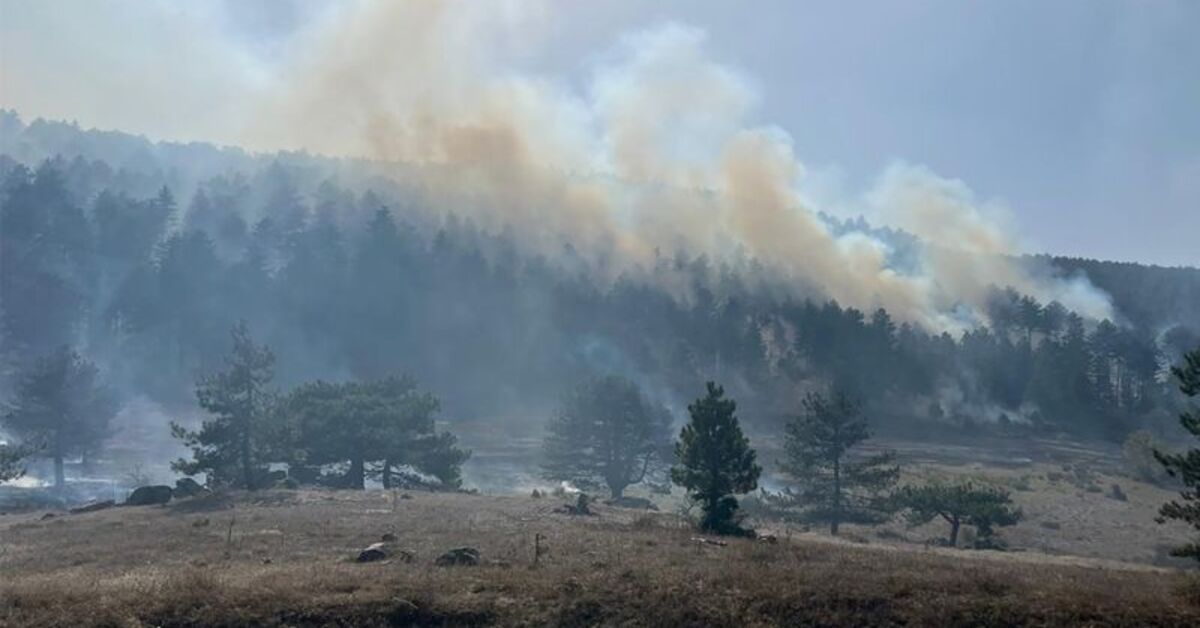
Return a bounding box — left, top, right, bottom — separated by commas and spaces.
1038, 256, 1200, 332
1, 112, 1197, 446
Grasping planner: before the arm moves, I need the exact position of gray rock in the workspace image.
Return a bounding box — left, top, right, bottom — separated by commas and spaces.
357, 542, 389, 562
435, 547, 480, 566
174, 477, 207, 498
125, 485, 173, 506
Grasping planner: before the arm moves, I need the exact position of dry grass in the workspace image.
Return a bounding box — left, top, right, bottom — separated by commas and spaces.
2, 489, 1198, 627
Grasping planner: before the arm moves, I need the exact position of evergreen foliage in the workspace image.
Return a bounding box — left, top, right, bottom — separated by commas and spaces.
1, 347, 117, 488
0, 442, 35, 483
775, 390, 898, 535
171, 321, 276, 489
284, 375, 469, 489
1155, 346, 1200, 560
893, 481, 1023, 547
541, 375, 673, 498
671, 382, 761, 536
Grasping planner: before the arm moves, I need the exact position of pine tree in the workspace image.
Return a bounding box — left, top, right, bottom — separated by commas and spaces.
171, 321, 275, 489
777, 390, 898, 535
541, 375, 673, 498
2, 347, 117, 488
671, 382, 761, 536
284, 376, 469, 489
1155, 346, 1200, 560
893, 481, 1022, 547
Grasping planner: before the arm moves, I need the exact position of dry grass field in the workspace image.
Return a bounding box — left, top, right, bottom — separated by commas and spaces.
2, 488, 1198, 627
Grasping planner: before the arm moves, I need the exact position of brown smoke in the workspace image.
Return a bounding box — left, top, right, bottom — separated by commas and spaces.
246, 0, 1112, 330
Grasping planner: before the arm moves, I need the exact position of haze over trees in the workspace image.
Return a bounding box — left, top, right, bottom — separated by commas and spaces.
0, 115, 1197, 494
541, 375, 673, 498
775, 390, 898, 535
671, 382, 762, 536
1, 347, 117, 488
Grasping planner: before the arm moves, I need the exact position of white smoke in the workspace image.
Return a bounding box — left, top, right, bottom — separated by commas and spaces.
3, 0, 1115, 330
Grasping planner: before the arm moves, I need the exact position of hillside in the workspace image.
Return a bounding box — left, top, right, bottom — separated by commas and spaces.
2, 489, 1198, 627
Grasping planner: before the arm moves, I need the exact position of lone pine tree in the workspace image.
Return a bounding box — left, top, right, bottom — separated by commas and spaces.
2, 347, 117, 489
541, 375, 672, 498
778, 390, 898, 535
171, 321, 276, 490
893, 481, 1022, 547
285, 375, 469, 489
671, 382, 761, 536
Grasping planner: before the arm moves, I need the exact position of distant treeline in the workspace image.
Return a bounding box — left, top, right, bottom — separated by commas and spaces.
1, 114, 1197, 444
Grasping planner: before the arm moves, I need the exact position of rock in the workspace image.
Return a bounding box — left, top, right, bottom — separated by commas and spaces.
604, 496, 658, 510
381, 532, 397, 542
174, 477, 207, 498
357, 542, 389, 563
125, 485, 173, 506
192, 517, 211, 528
40, 512, 57, 520
531, 489, 542, 498
70, 500, 115, 514
435, 547, 480, 567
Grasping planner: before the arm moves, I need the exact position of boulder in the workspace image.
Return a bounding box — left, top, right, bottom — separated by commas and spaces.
173, 478, 207, 498
435, 547, 480, 567
125, 485, 173, 506
70, 500, 115, 514
357, 542, 389, 563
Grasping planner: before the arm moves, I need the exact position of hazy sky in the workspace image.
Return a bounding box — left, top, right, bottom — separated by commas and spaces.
1, 1, 1196, 266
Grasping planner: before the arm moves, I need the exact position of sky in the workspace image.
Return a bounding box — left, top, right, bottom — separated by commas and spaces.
1, 0, 1196, 267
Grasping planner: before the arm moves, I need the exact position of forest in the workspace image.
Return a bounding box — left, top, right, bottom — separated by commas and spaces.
2, 113, 1198, 467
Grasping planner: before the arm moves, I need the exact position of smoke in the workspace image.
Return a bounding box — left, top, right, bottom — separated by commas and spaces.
1, 0, 1113, 331
236, 0, 1113, 331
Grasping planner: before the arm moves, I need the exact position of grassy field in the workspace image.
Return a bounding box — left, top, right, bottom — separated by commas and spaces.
2, 488, 1198, 627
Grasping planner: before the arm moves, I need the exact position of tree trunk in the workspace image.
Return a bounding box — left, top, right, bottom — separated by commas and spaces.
831, 455, 841, 536
240, 416, 254, 491
949, 518, 961, 547
348, 457, 365, 490
54, 427, 65, 490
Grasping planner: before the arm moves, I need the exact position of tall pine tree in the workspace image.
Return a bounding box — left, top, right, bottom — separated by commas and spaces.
172, 321, 275, 489
671, 382, 761, 536
1155, 346, 1200, 560
777, 390, 898, 535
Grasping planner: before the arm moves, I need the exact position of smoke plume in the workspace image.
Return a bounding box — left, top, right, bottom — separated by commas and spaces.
241, 0, 1112, 330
